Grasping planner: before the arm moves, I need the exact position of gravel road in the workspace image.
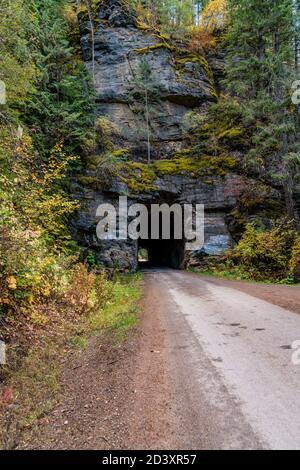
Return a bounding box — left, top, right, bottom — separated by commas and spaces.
140, 269, 300, 450
25, 269, 300, 450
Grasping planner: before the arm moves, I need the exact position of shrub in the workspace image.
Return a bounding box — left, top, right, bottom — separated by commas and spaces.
220, 220, 300, 282
290, 236, 300, 279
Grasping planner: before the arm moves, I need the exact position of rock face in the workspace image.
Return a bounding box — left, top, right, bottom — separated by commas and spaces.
71, 0, 273, 270
78, 0, 215, 160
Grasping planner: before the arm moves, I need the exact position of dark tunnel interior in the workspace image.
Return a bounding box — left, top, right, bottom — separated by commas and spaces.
137, 207, 186, 269
138, 238, 185, 269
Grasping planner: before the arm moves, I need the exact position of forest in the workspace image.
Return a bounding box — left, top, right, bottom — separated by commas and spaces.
1, 0, 300, 450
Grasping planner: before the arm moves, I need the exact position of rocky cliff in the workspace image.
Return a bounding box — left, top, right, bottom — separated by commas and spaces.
71, 0, 281, 270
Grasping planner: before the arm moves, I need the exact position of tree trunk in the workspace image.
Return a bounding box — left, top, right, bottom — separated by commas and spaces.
284, 166, 296, 220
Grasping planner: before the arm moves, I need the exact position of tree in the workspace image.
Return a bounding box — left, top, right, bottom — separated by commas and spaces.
0, 0, 35, 116
130, 0, 210, 32
224, 0, 300, 220
25, 0, 95, 155
201, 0, 227, 31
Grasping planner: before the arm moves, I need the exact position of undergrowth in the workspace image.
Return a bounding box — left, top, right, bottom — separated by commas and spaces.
0, 272, 143, 449
192, 220, 300, 284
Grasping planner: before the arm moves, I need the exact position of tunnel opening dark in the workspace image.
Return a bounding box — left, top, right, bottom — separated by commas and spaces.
138, 238, 185, 269
138, 206, 186, 269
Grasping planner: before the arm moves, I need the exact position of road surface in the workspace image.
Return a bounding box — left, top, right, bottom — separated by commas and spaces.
139, 269, 300, 450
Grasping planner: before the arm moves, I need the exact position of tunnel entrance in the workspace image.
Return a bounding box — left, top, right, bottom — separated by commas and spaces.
138, 247, 149, 267
138, 238, 185, 269
137, 203, 186, 269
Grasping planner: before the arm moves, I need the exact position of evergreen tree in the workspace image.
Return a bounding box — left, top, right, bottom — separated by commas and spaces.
225, 0, 300, 219
25, 0, 95, 155
76, 0, 96, 85
130, 0, 210, 31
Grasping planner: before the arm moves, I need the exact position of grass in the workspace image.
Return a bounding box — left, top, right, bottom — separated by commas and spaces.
90, 273, 143, 344
1, 341, 62, 449
0, 272, 143, 448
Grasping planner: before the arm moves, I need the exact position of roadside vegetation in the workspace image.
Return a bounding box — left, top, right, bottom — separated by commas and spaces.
0, 0, 142, 449
191, 220, 300, 284
0, 272, 142, 449
1, 0, 300, 449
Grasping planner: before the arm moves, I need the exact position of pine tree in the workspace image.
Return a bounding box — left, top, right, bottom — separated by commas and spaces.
130, 0, 209, 31
76, 0, 96, 86
25, 0, 95, 155
225, 0, 300, 219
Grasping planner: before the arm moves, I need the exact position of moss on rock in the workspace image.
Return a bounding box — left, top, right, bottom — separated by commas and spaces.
175, 53, 217, 98
118, 161, 158, 193
218, 127, 244, 142
153, 155, 238, 177
134, 43, 175, 54
117, 154, 238, 194
77, 176, 100, 187
110, 148, 130, 158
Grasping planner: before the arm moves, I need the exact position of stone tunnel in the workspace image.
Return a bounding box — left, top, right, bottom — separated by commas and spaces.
70, 0, 262, 271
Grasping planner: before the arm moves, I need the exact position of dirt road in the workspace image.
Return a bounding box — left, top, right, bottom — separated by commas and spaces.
137, 269, 300, 450
26, 270, 300, 450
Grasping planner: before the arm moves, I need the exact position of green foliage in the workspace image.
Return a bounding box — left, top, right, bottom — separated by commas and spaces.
24, 0, 96, 155
94, 117, 120, 151
0, 0, 36, 114
290, 236, 300, 279
224, 0, 300, 216
214, 221, 300, 282
0, 127, 80, 315
130, 0, 210, 34
193, 94, 246, 155
0, 0, 98, 382
118, 154, 237, 194
90, 273, 143, 344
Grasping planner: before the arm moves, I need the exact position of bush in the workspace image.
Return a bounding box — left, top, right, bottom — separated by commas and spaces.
0, 124, 108, 365
215, 220, 300, 282
290, 236, 300, 279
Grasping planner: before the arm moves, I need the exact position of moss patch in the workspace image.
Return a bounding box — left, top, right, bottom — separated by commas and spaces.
110, 148, 130, 158
134, 42, 175, 54
117, 155, 238, 194
153, 155, 238, 177
175, 53, 217, 98
218, 127, 244, 140
118, 161, 158, 194
77, 176, 100, 187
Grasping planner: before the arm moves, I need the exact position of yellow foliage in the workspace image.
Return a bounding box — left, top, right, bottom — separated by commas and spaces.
201, 0, 227, 32
290, 237, 300, 278
7, 276, 17, 290
0, 125, 82, 318
222, 221, 300, 282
